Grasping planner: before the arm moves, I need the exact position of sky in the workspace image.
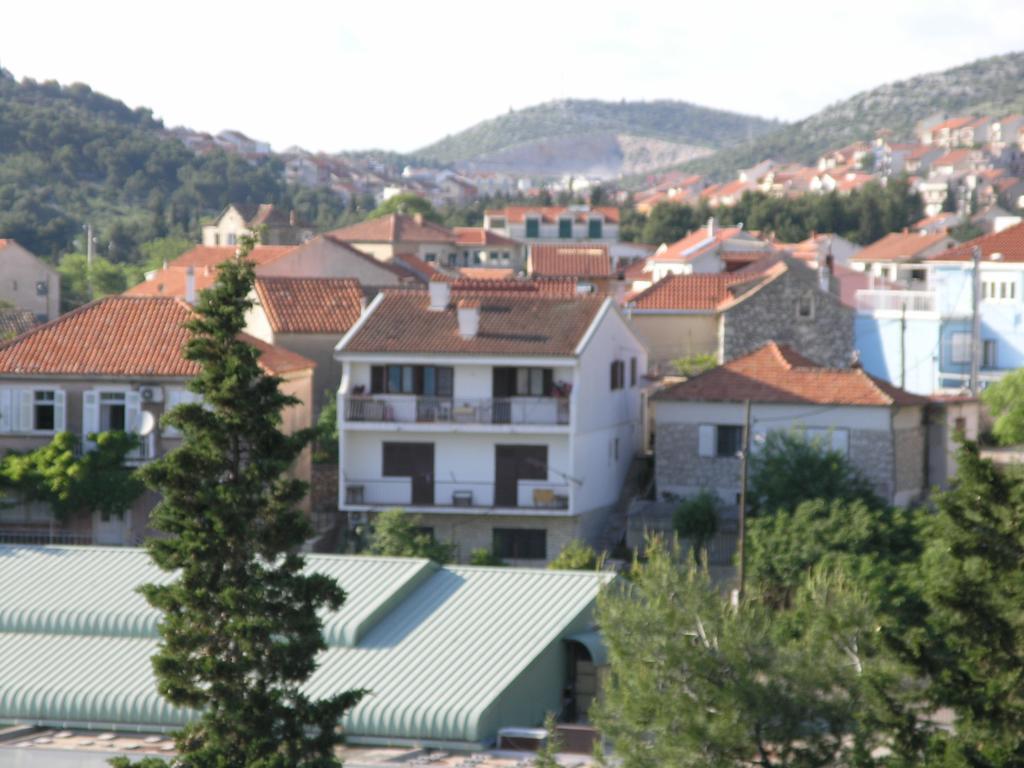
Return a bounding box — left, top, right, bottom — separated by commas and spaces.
4, 0, 1024, 154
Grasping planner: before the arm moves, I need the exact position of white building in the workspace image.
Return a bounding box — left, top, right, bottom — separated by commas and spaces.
483, 206, 620, 244
334, 281, 647, 564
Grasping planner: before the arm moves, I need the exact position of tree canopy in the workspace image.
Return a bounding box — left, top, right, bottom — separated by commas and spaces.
981, 368, 1024, 445
367, 507, 455, 563
368, 193, 443, 224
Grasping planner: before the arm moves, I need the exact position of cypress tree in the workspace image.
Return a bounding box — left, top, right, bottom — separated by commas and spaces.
134, 238, 363, 767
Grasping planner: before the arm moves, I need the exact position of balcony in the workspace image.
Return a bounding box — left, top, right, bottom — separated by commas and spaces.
344, 396, 570, 427
855, 289, 937, 313
344, 478, 571, 511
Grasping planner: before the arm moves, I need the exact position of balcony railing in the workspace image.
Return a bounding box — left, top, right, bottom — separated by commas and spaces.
343, 478, 570, 511
344, 396, 570, 426
855, 289, 937, 313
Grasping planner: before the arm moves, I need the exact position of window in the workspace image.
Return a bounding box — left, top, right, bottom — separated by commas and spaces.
630, 357, 637, 387
984, 339, 998, 369
610, 360, 625, 390
954, 417, 967, 434
950, 332, 971, 364
371, 365, 454, 397
588, 218, 603, 239
33, 390, 55, 431
473, 250, 482, 265
715, 425, 743, 457
227, 233, 237, 245
796, 292, 815, 319
100, 391, 127, 432
493, 528, 547, 559
558, 218, 573, 239
493, 367, 553, 397
525, 217, 540, 238
425, 252, 437, 263
490, 217, 506, 230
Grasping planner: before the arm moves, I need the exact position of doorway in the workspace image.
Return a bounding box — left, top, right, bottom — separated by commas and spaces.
494, 445, 547, 507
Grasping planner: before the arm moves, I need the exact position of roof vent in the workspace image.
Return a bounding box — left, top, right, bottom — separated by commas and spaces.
185, 265, 196, 305
457, 299, 480, 339
428, 279, 450, 311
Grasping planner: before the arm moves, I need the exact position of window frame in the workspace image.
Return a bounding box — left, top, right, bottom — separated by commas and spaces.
492, 527, 547, 560
715, 425, 743, 458
949, 332, 972, 365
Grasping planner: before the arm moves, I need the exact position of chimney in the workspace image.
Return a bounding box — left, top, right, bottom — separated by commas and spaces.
457, 299, 480, 339
185, 265, 196, 305
707, 216, 715, 237
413, 212, 425, 225
428, 278, 450, 311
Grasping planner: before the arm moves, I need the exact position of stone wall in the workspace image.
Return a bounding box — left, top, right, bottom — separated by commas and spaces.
848, 429, 895, 503
310, 463, 339, 525
408, 511, 580, 566
894, 425, 927, 499
655, 423, 742, 506
722, 262, 854, 368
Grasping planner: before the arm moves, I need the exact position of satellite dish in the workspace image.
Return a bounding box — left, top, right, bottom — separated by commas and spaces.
138, 410, 156, 437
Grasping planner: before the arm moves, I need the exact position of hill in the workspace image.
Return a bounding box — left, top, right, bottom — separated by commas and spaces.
0, 69, 349, 265
416, 99, 781, 177
666, 50, 1024, 181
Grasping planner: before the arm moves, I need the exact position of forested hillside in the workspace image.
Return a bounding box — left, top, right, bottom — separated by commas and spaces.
0, 69, 347, 266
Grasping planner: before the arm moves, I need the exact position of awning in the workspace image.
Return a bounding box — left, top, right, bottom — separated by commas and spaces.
567, 630, 608, 666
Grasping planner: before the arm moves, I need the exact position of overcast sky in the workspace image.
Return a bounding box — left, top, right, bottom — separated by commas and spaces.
4, 0, 1023, 153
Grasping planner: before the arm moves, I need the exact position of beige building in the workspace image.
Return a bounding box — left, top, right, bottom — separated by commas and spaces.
0, 295, 315, 545
201, 203, 314, 246
0, 239, 60, 321
327, 213, 458, 265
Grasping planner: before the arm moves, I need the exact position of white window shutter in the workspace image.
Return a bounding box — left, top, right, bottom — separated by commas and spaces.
698, 425, 716, 457
53, 389, 66, 432
831, 429, 849, 457
82, 390, 99, 447
0, 388, 11, 433
162, 388, 183, 437
125, 391, 142, 434
17, 389, 32, 432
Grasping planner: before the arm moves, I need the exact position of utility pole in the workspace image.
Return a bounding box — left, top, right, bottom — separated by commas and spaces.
970, 245, 982, 394
83, 223, 95, 302
899, 301, 907, 389
735, 398, 752, 604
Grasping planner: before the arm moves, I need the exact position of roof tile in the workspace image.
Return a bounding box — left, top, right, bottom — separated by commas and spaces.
254, 277, 364, 334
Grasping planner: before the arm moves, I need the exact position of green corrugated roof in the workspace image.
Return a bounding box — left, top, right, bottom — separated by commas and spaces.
0, 546, 611, 745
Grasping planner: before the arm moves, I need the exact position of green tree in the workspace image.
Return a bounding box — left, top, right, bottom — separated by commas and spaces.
1, 431, 143, 522
548, 539, 600, 570
134, 238, 364, 767
58, 252, 130, 310
671, 490, 719, 562
749, 430, 881, 515
468, 547, 505, 566
368, 193, 442, 223
312, 391, 338, 464
368, 508, 455, 563
594, 537, 894, 767
534, 712, 563, 768
901, 442, 1024, 766
670, 352, 717, 378
981, 368, 1024, 445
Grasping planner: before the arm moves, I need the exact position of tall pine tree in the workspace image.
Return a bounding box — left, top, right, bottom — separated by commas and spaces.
134, 238, 363, 767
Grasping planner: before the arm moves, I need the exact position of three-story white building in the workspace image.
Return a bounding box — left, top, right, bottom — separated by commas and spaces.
334, 281, 647, 563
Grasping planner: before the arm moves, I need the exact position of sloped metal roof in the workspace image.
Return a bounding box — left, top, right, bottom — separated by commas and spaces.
0, 547, 610, 745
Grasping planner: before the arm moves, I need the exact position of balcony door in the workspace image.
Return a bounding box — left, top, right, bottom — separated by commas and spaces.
383, 442, 435, 506
495, 445, 548, 507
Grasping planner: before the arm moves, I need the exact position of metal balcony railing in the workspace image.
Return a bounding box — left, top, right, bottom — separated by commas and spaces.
855, 289, 937, 313
343, 477, 570, 510
344, 396, 570, 426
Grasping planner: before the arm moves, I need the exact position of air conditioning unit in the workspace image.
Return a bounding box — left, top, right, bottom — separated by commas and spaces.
497, 727, 548, 752
139, 385, 164, 403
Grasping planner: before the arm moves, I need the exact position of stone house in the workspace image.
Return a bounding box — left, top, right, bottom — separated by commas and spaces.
201, 203, 313, 246
0, 295, 315, 545
626, 257, 854, 374
327, 213, 459, 265
651, 342, 933, 512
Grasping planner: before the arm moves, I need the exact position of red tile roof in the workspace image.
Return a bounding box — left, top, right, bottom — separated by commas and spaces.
484, 206, 620, 224
934, 149, 974, 167
0, 296, 313, 377
170, 245, 297, 268
327, 213, 456, 244
452, 227, 520, 247
342, 292, 604, 356
254, 277, 364, 334
851, 231, 953, 263
458, 267, 515, 280
927, 221, 1024, 263
529, 244, 612, 277
654, 342, 927, 406
0, 308, 38, 339
628, 270, 773, 311
650, 225, 743, 263
124, 265, 219, 298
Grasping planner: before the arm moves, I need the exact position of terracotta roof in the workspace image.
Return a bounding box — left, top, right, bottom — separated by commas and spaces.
484, 206, 620, 224
628, 270, 773, 311
927, 221, 1024, 263
448, 277, 579, 297
0, 308, 38, 339
452, 227, 520, 247
0, 296, 313, 377
934, 149, 974, 167
530, 244, 612, 277
124, 265, 219, 298
341, 292, 604, 356
238, 332, 316, 374
650, 226, 743, 263
654, 342, 927, 406
851, 231, 953, 263
327, 214, 456, 244
170, 245, 296, 268
254, 277, 364, 334
913, 212, 960, 230
391, 252, 444, 283
458, 267, 515, 280
931, 117, 974, 132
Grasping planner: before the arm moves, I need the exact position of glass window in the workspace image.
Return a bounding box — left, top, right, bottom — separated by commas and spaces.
436, 367, 453, 398
100, 391, 126, 432
423, 366, 437, 396
984, 339, 998, 369
525, 218, 540, 238
716, 425, 743, 457
33, 390, 55, 431
558, 218, 573, 238
529, 368, 544, 396
588, 218, 603, 239
493, 528, 546, 559
401, 366, 415, 393
388, 365, 402, 392
797, 293, 814, 318
950, 332, 972, 364
425, 252, 437, 263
